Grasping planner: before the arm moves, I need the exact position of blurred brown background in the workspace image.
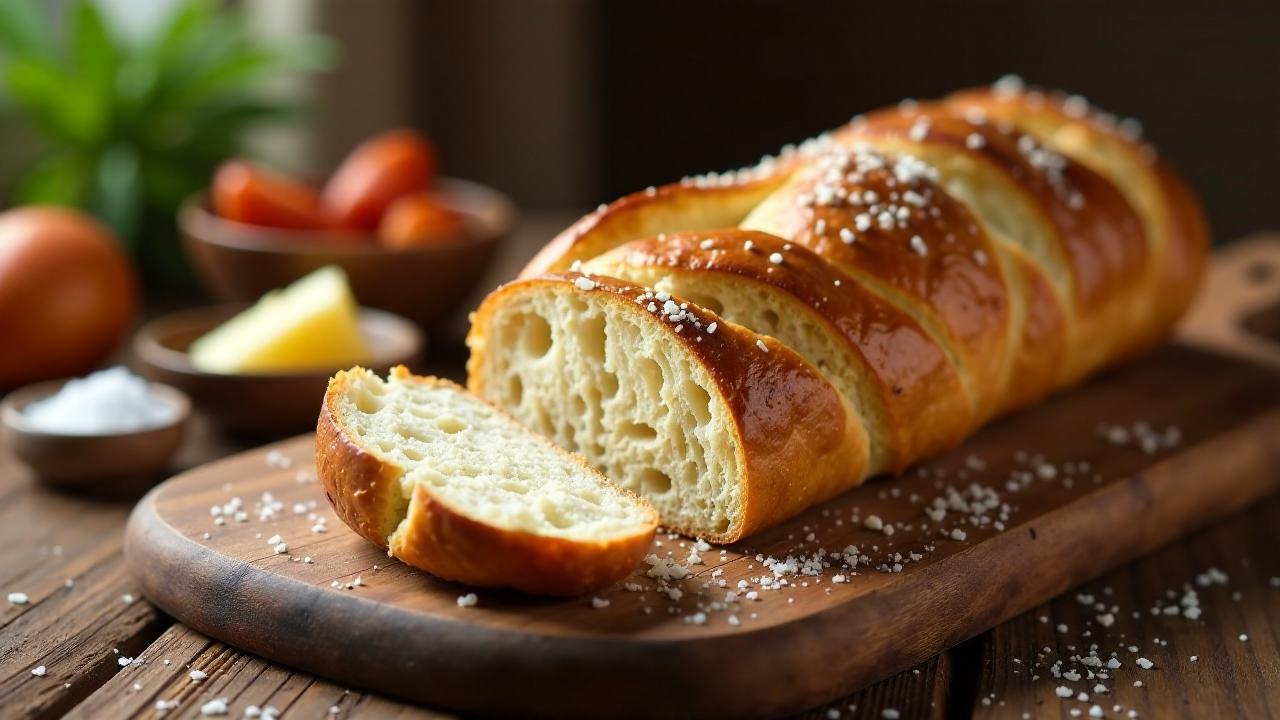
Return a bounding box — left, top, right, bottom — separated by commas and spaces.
3, 0, 1275, 243
280, 0, 1280, 246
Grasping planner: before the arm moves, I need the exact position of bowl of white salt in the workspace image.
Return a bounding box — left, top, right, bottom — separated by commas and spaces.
1, 366, 190, 493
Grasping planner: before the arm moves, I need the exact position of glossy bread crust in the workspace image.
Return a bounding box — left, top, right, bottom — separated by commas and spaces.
467, 273, 870, 542
588, 229, 971, 472
521, 166, 795, 278
471, 79, 1208, 543
317, 370, 659, 596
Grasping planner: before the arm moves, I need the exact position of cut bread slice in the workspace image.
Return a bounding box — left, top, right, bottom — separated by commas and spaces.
583, 230, 974, 475
466, 272, 869, 542
316, 366, 659, 596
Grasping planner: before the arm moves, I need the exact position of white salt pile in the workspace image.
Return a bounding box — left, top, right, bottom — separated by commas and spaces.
23, 367, 176, 434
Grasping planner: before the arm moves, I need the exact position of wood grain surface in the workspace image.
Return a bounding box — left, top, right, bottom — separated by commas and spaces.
123, 342, 1280, 719
967, 495, 1280, 720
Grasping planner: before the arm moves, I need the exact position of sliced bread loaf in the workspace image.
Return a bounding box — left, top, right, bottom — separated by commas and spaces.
466, 273, 870, 542
317, 366, 658, 596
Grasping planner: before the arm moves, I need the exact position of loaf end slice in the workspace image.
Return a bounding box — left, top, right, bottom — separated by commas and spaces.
317, 366, 659, 596
467, 273, 870, 542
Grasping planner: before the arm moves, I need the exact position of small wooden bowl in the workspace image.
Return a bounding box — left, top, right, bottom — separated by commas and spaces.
181, 177, 515, 330
2, 378, 191, 495
134, 305, 423, 437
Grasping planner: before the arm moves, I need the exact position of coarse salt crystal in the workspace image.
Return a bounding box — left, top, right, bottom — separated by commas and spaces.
31, 665, 46, 676
200, 698, 228, 716
573, 276, 597, 291
8, 592, 29, 605
457, 593, 478, 608
590, 597, 610, 609
23, 367, 176, 435
189, 669, 207, 682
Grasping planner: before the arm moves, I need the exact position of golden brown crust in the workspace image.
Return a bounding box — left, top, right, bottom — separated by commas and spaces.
939, 85, 1210, 362
739, 144, 1012, 420
316, 368, 659, 596
316, 384, 405, 548
520, 170, 794, 278
589, 229, 971, 472
467, 273, 869, 542
390, 482, 655, 596
844, 106, 1150, 385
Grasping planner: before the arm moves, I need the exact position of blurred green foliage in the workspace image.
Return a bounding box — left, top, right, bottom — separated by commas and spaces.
0, 0, 334, 288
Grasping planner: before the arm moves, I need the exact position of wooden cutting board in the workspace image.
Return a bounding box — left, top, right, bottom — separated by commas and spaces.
123, 343, 1280, 719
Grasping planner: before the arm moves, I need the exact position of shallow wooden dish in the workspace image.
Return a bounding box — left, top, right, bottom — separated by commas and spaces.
133, 305, 423, 437
1, 378, 190, 495
181, 177, 515, 330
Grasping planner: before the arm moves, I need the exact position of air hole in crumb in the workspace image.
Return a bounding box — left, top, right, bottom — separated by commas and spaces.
498, 481, 529, 495
560, 427, 580, 452
681, 463, 698, 484
535, 408, 554, 436
541, 502, 573, 529
579, 489, 601, 505
762, 308, 780, 330
638, 467, 673, 495
518, 313, 553, 358
435, 416, 466, 434
567, 295, 589, 314
578, 314, 606, 363
570, 394, 587, 417
636, 357, 663, 395
619, 421, 657, 440
377, 440, 396, 453
402, 447, 425, 461
715, 516, 730, 533
600, 372, 619, 399
395, 425, 430, 443
507, 374, 523, 404
352, 390, 382, 415
683, 381, 712, 424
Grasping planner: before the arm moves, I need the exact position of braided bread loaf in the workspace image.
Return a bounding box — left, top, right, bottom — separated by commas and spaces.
467, 78, 1209, 542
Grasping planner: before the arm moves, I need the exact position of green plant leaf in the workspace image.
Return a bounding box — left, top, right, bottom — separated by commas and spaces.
90, 143, 141, 247
3, 58, 101, 144
0, 0, 53, 59
66, 0, 118, 144
14, 150, 90, 205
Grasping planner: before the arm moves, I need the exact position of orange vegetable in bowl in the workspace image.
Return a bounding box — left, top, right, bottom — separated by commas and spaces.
0, 206, 138, 387
378, 192, 465, 248
323, 129, 437, 231
212, 160, 328, 230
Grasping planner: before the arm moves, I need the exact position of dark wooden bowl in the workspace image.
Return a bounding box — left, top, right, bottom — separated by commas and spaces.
133, 305, 423, 437
181, 178, 515, 331
1, 378, 190, 495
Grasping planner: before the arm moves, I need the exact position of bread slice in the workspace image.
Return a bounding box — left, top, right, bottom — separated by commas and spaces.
316, 366, 659, 596
583, 229, 974, 475
466, 273, 869, 542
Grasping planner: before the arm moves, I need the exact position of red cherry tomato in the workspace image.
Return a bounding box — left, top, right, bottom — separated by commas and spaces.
323, 130, 437, 231
211, 160, 327, 230
378, 192, 465, 248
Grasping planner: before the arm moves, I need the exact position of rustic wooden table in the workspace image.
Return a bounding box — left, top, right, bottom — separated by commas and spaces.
2, 229, 1277, 720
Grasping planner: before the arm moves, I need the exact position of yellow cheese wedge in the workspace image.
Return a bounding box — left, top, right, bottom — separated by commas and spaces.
190, 266, 373, 374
